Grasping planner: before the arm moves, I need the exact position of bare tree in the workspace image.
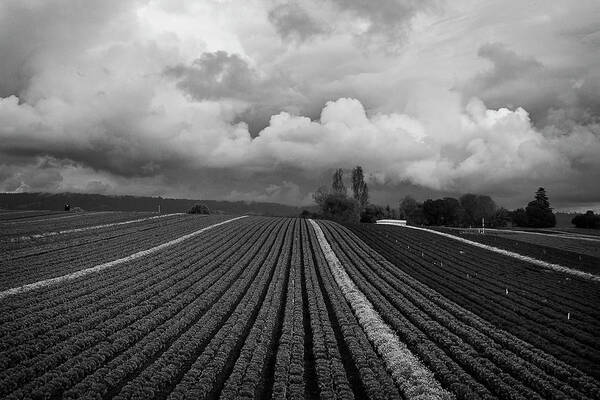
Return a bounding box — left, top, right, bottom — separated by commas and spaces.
331, 168, 347, 196
312, 186, 329, 206
351, 165, 368, 209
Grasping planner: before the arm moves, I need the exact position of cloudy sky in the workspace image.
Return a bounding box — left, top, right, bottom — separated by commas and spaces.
1, 0, 599, 210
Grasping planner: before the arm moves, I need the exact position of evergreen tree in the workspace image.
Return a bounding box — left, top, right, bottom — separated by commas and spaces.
523, 187, 556, 227
534, 187, 550, 209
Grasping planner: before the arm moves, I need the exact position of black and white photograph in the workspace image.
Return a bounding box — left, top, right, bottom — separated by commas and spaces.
1, 0, 599, 399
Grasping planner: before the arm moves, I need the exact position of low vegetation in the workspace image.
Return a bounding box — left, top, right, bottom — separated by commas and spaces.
188, 203, 210, 214
572, 210, 600, 229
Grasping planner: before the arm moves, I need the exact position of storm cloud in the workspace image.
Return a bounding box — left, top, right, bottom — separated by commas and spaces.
1, 0, 599, 210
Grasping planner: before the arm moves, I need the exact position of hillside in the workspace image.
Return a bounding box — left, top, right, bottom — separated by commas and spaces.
0, 192, 308, 217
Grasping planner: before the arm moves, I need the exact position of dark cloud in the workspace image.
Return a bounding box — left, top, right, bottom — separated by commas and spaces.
165, 51, 259, 100
165, 51, 312, 136
268, 3, 328, 42
464, 42, 600, 128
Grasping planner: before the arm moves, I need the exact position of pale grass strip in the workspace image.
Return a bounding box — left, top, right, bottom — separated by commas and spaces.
309, 219, 453, 400
9, 213, 185, 242
0, 216, 247, 299
400, 224, 600, 282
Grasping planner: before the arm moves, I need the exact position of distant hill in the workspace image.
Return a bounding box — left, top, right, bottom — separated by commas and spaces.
0, 192, 311, 217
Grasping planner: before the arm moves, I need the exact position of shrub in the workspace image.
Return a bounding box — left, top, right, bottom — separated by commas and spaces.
572, 211, 600, 229
188, 203, 210, 214
299, 209, 320, 219
360, 204, 385, 223
320, 193, 360, 224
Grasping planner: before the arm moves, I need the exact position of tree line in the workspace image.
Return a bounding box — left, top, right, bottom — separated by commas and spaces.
305, 167, 567, 229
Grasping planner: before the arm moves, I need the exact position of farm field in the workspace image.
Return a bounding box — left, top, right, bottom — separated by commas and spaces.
1, 214, 599, 399
431, 226, 600, 274
0, 211, 162, 240
0, 210, 67, 221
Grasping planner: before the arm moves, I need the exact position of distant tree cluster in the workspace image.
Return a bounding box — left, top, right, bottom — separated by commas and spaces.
309, 171, 559, 230
572, 211, 600, 229
188, 203, 210, 214
512, 188, 556, 228
396, 194, 509, 228
311, 166, 369, 224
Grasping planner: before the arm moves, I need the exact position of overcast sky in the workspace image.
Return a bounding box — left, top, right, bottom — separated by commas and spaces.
1, 0, 599, 210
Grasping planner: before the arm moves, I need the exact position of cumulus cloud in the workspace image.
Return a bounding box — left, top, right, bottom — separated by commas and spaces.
240, 97, 596, 198
2, 84, 599, 206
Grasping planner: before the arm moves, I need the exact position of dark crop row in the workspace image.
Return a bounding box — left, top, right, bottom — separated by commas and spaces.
347, 223, 600, 382
0, 210, 65, 221
433, 227, 600, 274
0, 214, 231, 290
0, 211, 159, 240
4, 215, 597, 399
0, 217, 265, 398
0, 213, 189, 257
0, 217, 406, 399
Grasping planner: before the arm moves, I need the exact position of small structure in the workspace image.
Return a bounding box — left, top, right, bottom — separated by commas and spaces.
376, 219, 407, 226
64, 204, 70, 211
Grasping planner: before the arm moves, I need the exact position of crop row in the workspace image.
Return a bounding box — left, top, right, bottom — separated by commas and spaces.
351, 224, 600, 326
271, 221, 306, 400
163, 218, 293, 399
297, 220, 354, 399
0, 217, 254, 328
0, 214, 230, 290
310, 220, 451, 400
0, 210, 65, 221
80, 218, 288, 400
1, 213, 191, 257
348, 224, 600, 379
434, 228, 600, 274
305, 221, 403, 399
0, 217, 266, 398
324, 221, 600, 399
0, 211, 159, 239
